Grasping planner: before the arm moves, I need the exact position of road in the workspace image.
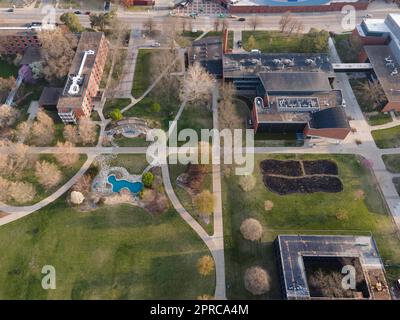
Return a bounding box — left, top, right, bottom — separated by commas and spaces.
1, 2, 399, 33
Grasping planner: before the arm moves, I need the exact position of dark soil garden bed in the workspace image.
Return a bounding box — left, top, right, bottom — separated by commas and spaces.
303, 160, 339, 175
263, 175, 343, 195
260, 159, 303, 177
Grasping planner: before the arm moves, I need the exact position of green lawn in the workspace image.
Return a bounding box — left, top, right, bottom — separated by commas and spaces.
382, 154, 400, 173
0, 57, 18, 78
223, 154, 400, 299
104, 98, 131, 116
177, 104, 213, 138
0, 197, 214, 299
169, 163, 214, 235
242, 30, 329, 53
372, 125, 400, 149
132, 49, 154, 98
123, 96, 180, 130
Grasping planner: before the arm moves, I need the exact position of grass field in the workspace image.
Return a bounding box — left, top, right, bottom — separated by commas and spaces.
132, 49, 155, 98
0, 58, 18, 78
0, 199, 214, 299
382, 154, 400, 173
241, 31, 328, 53
222, 154, 400, 299
372, 125, 400, 149
169, 163, 214, 235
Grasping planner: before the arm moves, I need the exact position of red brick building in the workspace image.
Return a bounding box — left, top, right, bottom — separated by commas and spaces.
57, 32, 109, 123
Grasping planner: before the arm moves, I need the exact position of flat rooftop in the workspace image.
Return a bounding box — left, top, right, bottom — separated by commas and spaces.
276, 235, 390, 300
364, 45, 400, 103
57, 32, 104, 112
256, 90, 342, 122
259, 72, 332, 93
223, 53, 333, 79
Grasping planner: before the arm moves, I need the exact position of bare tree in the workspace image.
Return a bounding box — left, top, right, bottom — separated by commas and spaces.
0, 141, 36, 178
244, 267, 271, 295
248, 16, 260, 31
63, 124, 80, 144
35, 160, 63, 190
180, 63, 214, 107
55, 141, 79, 167
0, 77, 16, 101
78, 118, 98, 145
240, 218, 263, 241
221, 19, 229, 31
279, 11, 293, 33
151, 49, 180, 102
31, 110, 55, 146
143, 17, 156, 36
0, 177, 34, 204
0, 104, 19, 130
15, 121, 31, 142
213, 18, 221, 32
8, 180, 36, 204
181, 18, 187, 33
38, 29, 78, 81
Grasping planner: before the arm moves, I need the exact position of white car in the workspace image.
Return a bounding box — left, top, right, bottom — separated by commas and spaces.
151, 42, 161, 47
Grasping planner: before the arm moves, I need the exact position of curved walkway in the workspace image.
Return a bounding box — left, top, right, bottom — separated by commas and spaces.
0, 154, 96, 226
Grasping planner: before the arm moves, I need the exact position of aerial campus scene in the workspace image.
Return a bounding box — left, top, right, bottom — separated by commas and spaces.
1, 0, 400, 309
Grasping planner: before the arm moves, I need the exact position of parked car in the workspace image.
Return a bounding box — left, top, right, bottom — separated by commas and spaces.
397, 279, 400, 290
237, 40, 242, 48
151, 41, 161, 47
104, 1, 111, 11
85, 11, 91, 15
238, 17, 246, 22
74, 10, 82, 15
6, 8, 14, 12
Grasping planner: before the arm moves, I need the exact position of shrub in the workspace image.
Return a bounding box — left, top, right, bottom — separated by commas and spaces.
151, 102, 161, 113
109, 108, 123, 121
264, 200, 274, 211
142, 172, 154, 188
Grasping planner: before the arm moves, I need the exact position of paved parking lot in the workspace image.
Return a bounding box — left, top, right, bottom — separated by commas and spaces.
173, 0, 227, 16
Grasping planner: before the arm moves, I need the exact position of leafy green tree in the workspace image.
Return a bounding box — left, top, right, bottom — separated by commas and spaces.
60, 12, 84, 33
109, 108, 123, 121
142, 172, 154, 188
90, 11, 116, 32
